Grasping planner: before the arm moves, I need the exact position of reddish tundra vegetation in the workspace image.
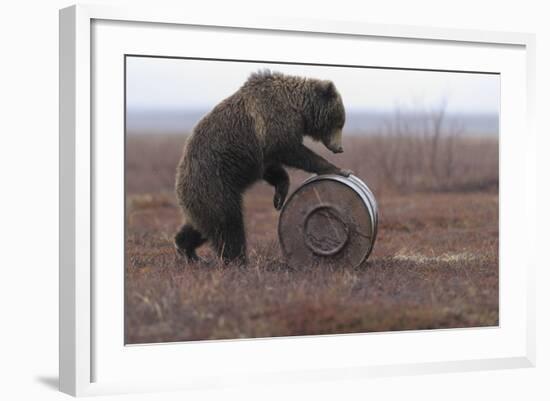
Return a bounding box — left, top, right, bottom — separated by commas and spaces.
125, 132, 498, 344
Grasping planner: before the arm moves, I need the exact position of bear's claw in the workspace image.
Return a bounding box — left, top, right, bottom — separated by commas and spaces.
274, 193, 284, 210
273, 185, 288, 210
337, 169, 353, 177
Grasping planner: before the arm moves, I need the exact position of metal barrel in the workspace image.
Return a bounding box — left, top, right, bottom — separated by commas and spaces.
278, 174, 378, 269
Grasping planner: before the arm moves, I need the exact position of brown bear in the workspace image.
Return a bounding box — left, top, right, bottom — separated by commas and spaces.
174, 70, 350, 264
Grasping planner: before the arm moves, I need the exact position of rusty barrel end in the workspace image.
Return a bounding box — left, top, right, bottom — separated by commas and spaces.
278, 174, 378, 269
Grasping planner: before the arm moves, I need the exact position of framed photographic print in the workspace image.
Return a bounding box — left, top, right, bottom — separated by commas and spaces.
59, 4, 536, 396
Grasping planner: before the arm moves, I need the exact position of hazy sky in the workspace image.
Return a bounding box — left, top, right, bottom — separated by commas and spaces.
126, 56, 500, 114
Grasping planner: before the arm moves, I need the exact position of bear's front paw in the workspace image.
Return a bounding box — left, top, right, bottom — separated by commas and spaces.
336, 168, 353, 177
273, 192, 285, 210
273, 186, 289, 210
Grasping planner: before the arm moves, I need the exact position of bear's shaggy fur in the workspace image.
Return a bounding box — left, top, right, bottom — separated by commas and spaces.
175, 70, 349, 264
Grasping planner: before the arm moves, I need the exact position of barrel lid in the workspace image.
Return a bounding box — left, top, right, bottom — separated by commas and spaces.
278, 174, 377, 269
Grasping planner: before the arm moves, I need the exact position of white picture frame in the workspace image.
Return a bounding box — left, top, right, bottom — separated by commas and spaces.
59, 4, 536, 397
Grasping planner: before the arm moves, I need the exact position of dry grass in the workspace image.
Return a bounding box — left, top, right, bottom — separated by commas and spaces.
125, 133, 499, 344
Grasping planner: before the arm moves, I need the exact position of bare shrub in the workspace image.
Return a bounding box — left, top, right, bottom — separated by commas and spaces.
366, 102, 498, 194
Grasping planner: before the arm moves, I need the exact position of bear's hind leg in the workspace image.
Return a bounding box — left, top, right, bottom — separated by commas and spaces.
211, 208, 247, 265
174, 224, 207, 262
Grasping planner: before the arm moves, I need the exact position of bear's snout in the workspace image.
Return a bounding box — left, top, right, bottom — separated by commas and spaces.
325, 143, 344, 154
323, 129, 344, 154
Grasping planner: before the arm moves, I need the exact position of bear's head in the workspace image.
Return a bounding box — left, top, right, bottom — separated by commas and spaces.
305, 80, 346, 154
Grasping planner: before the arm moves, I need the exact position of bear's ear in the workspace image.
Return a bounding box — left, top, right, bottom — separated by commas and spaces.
317, 80, 337, 99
